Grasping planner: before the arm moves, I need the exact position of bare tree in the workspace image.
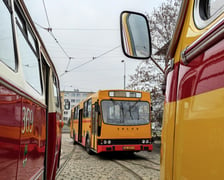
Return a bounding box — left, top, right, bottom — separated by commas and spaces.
127, 0, 181, 124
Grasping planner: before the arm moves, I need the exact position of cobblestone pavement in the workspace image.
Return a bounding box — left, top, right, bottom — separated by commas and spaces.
57, 133, 160, 180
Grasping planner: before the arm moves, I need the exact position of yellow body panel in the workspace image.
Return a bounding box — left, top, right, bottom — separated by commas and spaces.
100, 123, 151, 139
161, 0, 224, 179
160, 102, 176, 180
173, 88, 224, 179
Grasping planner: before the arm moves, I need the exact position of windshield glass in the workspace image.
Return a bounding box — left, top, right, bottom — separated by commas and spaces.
101, 100, 150, 125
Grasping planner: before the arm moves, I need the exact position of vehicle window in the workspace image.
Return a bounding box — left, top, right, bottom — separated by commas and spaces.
16, 24, 42, 93
73, 106, 79, 119
84, 99, 92, 118
53, 75, 60, 108
206, 0, 224, 18
0, 1, 16, 70
102, 100, 150, 125
194, 0, 224, 28
27, 29, 37, 52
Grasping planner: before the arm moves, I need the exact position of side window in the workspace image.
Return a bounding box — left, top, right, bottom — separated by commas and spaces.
15, 11, 42, 93
73, 106, 79, 119
206, 0, 224, 18
194, 0, 224, 28
83, 101, 87, 118
87, 99, 92, 118
0, 1, 16, 70
52, 74, 60, 108
83, 99, 92, 118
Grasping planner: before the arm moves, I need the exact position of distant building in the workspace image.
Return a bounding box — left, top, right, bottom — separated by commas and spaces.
60, 90, 95, 123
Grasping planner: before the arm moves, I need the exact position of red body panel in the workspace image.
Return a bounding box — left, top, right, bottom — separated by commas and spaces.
178, 39, 224, 100
0, 84, 46, 180
47, 112, 62, 180
0, 85, 21, 179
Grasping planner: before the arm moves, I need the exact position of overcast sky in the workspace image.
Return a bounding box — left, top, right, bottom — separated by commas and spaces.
24, 0, 165, 92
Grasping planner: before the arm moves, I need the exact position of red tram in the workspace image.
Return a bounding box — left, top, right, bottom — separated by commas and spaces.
0, 0, 63, 179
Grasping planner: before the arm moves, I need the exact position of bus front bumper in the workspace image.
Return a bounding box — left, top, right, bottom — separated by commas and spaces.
97, 144, 153, 153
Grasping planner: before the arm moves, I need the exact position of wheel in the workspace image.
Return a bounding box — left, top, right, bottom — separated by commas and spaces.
85, 136, 93, 155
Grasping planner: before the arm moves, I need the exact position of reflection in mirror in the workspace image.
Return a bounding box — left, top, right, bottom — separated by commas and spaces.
120, 11, 151, 59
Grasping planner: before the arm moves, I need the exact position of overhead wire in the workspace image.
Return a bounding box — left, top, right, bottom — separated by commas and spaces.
52, 28, 119, 31
40, 0, 75, 73
42, 0, 51, 28
60, 45, 121, 77
39, 1, 121, 78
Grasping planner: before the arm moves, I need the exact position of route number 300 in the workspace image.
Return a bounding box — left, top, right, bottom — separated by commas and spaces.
22, 107, 34, 134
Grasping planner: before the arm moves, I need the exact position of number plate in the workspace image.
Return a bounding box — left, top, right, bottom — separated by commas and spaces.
123, 146, 135, 150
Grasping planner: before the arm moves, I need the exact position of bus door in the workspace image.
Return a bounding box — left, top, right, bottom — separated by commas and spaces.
78, 109, 83, 142
91, 104, 98, 150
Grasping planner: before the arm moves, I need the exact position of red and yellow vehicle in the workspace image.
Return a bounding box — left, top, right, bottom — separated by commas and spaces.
0, 0, 63, 179
120, 0, 224, 179
70, 89, 153, 154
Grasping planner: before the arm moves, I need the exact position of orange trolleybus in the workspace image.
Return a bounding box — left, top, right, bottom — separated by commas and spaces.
0, 0, 64, 179
70, 89, 153, 154
120, 0, 224, 179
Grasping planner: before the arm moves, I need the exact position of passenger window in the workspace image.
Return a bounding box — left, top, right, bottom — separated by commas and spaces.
206, 0, 224, 18
195, 0, 224, 28
0, 1, 16, 70
27, 29, 37, 52
73, 106, 79, 119
53, 75, 60, 108
16, 24, 42, 93
84, 99, 92, 118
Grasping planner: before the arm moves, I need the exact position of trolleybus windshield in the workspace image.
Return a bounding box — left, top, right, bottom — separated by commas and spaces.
101, 100, 149, 125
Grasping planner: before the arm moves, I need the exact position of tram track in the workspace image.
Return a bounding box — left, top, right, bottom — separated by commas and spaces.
56, 144, 76, 179
124, 160, 160, 171
109, 153, 160, 180
112, 159, 144, 180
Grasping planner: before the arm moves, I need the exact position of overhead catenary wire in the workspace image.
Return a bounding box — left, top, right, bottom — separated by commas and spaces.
42, 0, 51, 28
36, 21, 121, 77
39, 1, 121, 77
40, 0, 75, 73
51, 28, 119, 31
60, 45, 121, 77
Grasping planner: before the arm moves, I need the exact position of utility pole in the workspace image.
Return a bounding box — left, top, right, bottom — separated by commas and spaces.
121, 60, 126, 89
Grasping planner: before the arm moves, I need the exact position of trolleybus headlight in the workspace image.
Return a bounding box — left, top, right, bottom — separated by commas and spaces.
142, 139, 146, 144
146, 139, 149, 144
108, 140, 111, 144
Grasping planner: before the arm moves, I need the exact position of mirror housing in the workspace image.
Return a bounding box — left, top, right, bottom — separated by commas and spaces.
120, 11, 152, 59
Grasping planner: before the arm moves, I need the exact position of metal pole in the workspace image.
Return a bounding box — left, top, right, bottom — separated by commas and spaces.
121, 60, 126, 89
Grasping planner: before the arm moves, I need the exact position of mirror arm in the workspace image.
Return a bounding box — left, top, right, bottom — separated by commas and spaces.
150, 56, 165, 74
